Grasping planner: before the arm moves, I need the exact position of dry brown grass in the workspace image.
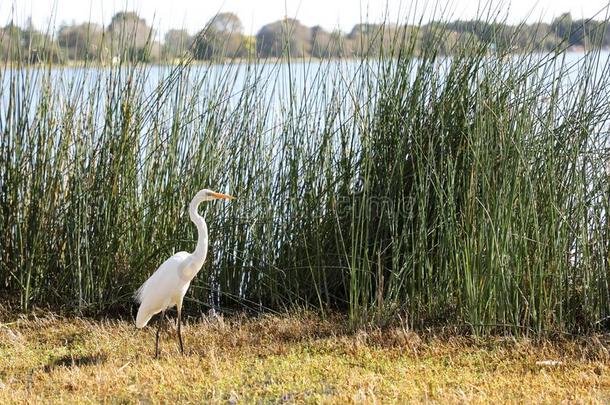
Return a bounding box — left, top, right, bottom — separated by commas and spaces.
0, 311, 609, 404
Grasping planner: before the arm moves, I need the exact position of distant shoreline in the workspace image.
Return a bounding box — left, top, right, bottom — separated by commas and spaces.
3, 48, 608, 69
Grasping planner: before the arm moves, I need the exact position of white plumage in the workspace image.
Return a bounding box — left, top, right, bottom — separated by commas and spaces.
135, 251, 191, 328
134, 188, 235, 357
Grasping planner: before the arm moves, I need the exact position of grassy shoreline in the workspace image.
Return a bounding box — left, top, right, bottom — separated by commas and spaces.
1, 48, 605, 68
1, 312, 609, 403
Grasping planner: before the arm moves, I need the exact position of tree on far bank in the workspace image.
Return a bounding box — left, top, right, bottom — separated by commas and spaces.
57, 22, 104, 61
192, 12, 245, 60
310, 26, 351, 58
348, 23, 406, 56
0, 20, 62, 63
107, 12, 156, 62
256, 18, 311, 58
163, 29, 192, 59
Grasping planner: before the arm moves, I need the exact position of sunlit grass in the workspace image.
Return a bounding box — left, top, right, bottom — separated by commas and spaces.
0, 312, 609, 403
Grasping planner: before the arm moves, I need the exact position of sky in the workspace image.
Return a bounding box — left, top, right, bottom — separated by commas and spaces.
1, 0, 609, 40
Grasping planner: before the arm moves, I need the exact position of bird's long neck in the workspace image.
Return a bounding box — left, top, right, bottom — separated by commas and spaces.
189, 197, 208, 263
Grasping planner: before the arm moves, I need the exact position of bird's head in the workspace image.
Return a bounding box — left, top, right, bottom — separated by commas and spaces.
194, 189, 235, 202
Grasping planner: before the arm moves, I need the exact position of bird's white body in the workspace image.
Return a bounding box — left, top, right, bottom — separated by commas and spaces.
133, 189, 234, 357
135, 251, 197, 328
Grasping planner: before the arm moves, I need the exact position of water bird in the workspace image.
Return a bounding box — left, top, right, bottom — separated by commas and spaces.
135, 189, 235, 358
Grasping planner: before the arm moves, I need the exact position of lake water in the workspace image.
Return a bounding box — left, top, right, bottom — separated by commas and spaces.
2, 52, 608, 124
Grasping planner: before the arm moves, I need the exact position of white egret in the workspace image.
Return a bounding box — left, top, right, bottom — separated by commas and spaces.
135, 188, 235, 358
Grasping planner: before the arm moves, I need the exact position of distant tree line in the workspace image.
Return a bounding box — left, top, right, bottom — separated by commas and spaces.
1, 11, 609, 63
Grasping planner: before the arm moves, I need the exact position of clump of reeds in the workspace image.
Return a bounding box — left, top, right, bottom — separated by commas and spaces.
1, 13, 609, 336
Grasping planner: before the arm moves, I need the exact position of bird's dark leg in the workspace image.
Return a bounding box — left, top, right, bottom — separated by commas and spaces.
155, 310, 166, 359
177, 306, 184, 355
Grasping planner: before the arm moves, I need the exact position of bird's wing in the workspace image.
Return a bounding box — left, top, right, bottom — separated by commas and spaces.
134, 251, 191, 303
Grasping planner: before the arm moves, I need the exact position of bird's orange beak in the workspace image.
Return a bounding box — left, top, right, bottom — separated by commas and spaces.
211, 191, 235, 200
